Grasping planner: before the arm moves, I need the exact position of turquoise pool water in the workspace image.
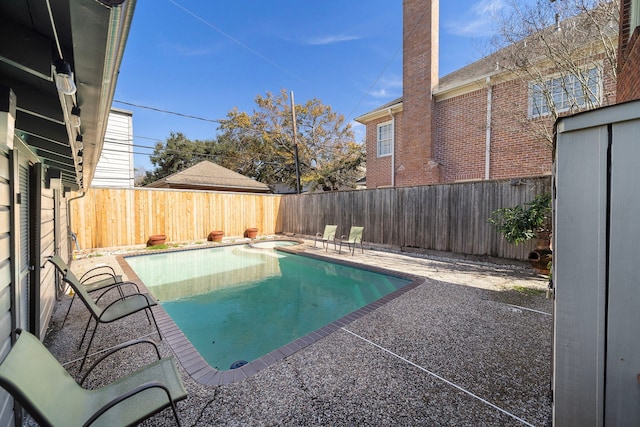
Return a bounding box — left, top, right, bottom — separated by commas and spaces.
125, 245, 411, 370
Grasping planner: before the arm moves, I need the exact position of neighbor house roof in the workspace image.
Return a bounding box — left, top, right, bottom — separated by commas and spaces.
145, 160, 270, 193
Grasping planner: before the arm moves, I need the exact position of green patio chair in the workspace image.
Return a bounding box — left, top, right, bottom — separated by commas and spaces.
48, 257, 161, 372
0, 329, 187, 427
314, 224, 338, 251
338, 226, 364, 255
48, 255, 130, 327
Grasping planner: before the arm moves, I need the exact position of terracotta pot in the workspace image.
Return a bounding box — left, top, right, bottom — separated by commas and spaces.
147, 234, 166, 246
244, 228, 258, 239
208, 230, 224, 242
528, 249, 552, 274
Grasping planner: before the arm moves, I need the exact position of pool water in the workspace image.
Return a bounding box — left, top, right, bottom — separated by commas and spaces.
126, 245, 410, 370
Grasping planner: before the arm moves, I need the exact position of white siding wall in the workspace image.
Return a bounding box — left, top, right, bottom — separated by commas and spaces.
0, 146, 12, 427
39, 183, 57, 336
92, 109, 134, 188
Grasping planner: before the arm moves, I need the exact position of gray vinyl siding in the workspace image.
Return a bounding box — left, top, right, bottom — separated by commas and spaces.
92, 109, 134, 188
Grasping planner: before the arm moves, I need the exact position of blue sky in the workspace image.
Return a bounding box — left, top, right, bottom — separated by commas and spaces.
113, 0, 504, 171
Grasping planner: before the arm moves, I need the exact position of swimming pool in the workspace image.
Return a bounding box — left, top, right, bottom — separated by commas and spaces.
122, 243, 421, 382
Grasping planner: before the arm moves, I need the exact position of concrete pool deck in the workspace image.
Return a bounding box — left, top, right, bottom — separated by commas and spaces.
40, 239, 553, 426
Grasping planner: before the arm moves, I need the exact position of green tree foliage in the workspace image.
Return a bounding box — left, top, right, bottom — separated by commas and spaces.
141, 90, 365, 191
217, 89, 365, 191
140, 132, 214, 186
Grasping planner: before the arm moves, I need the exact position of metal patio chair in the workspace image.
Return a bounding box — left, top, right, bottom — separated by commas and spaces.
48, 257, 162, 372
49, 255, 129, 327
0, 329, 187, 427
314, 224, 338, 251
338, 226, 364, 255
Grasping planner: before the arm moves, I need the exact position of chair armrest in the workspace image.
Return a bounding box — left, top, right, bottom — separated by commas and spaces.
94, 281, 143, 303
315, 232, 322, 237
80, 338, 162, 386
83, 380, 174, 427
79, 265, 117, 283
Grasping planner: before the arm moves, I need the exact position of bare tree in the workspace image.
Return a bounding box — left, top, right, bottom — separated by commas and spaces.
488, 0, 619, 146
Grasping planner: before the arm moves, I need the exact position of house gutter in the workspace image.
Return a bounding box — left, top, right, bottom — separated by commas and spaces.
388, 108, 395, 187
485, 76, 492, 180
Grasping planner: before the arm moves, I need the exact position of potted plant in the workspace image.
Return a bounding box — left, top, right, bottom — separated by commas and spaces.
244, 228, 259, 239
207, 230, 224, 242
488, 193, 551, 273
147, 234, 167, 246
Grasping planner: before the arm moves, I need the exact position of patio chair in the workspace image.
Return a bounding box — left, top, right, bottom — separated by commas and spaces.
0, 329, 187, 427
48, 258, 161, 372
314, 224, 338, 251
48, 255, 129, 327
338, 226, 364, 255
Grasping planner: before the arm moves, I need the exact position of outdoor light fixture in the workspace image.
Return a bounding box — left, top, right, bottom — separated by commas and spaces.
54, 60, 77, 95
77, 149, 83, 158
75, 133, 84, 149
70, 106, 81, 128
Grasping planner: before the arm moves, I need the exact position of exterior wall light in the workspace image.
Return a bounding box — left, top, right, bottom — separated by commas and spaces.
54, 60, 77, 95
70, 106, 81, 128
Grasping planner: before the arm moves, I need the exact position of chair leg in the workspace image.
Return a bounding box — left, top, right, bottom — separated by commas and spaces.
62, 293, 77, 327
79, 322, 100, 372
170, 400, 182, 427
148, 307, 162, 340
79, 316, 94, 350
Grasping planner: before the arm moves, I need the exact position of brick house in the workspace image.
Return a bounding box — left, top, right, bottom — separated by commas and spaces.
618, 0, 640, 101
356, 0, 618, 188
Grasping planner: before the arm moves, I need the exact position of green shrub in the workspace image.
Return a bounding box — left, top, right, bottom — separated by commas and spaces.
488, 193, 551, 245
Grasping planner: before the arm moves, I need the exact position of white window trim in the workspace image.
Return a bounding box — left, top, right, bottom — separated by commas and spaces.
632, 0, 640, 39
376, 121, 393, 158
528, 64, 603, 119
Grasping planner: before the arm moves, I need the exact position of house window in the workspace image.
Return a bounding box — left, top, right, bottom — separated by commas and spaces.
377, 121, 393, 157
529, 67, 601, 118
632, 0, 640, 39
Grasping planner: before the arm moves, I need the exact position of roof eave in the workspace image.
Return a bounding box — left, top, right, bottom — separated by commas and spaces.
354, 101, 403, 124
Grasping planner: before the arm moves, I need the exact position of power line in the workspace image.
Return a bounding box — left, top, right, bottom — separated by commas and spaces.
113, 100, 223, 123
346, 0, 434, 121
167, 0, 307, 84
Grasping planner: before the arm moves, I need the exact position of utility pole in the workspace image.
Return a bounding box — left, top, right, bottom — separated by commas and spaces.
290, 91, 301, 194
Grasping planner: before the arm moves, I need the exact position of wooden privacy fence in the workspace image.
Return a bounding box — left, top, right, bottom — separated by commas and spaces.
72, 176, 550, 260
278, 176, 552, 260
70, 188, 282, 249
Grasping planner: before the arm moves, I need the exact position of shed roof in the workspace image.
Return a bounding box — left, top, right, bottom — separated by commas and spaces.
145, 160, 270, 193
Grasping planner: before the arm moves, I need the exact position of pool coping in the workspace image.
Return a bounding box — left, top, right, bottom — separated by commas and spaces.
116, 242, 424, 385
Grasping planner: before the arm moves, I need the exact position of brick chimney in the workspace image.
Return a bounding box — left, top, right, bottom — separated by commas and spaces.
399, 0, 440, 185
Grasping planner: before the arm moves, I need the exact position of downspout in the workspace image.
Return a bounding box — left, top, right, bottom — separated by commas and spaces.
388, 108, 395, 187
66, 191, 85, 260
485, 76, 492, 180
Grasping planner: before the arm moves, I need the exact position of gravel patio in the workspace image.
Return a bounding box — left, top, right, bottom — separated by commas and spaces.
40, 239, 552, 426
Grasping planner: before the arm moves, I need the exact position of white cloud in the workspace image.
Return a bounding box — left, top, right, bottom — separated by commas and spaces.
304, 34, 362, 46
445, 0, 506, 37
370, 76, 402, 98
